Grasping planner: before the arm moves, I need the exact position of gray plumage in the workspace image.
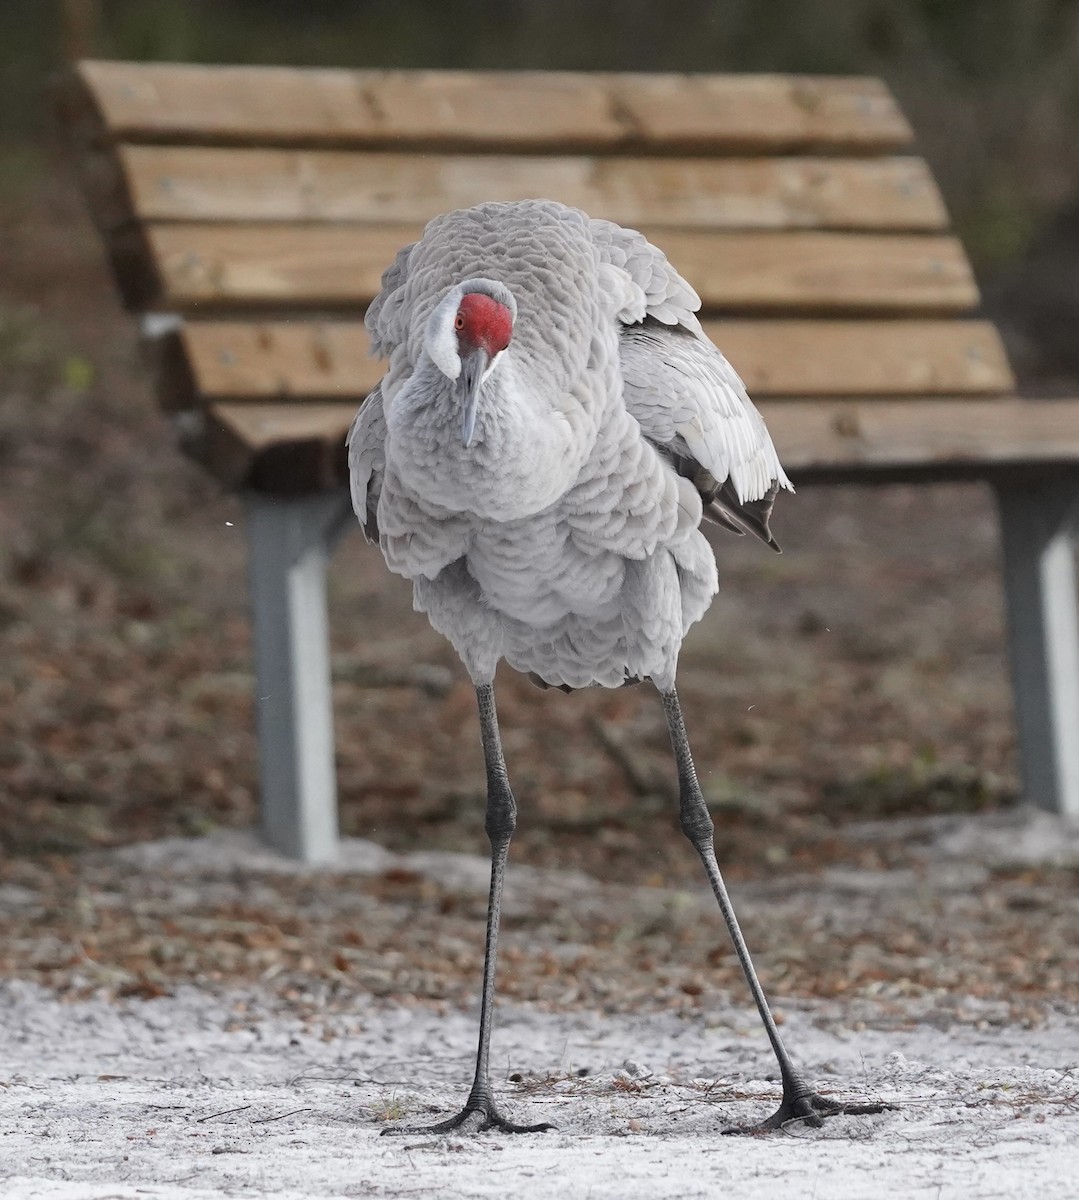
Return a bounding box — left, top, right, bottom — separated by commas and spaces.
350, 201, 892, 1136
348, 199, 791, 694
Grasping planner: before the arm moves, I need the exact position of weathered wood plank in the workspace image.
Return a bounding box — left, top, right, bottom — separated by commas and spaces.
717, 319, 1013, 395
206, 402, 354, 491
610, 73, 913, 152
205, 398, 1079, 491
174, 322, 380, 406
167, 318, 1012, 408
682, 232, 978, 314
772, 398, 1079, 472
117, 146, 947, 231
72, 62, 912, 152
143, 224, 979, 314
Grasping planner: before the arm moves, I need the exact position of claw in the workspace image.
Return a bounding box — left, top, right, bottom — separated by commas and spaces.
380, 1100, 553, 1137
723, 1081, 895, 1135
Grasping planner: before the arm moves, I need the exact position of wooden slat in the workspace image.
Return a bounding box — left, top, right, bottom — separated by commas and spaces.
72, 62, 913, 153
212, 403, 356, 456
769, 398, 1079, 473
142, 224, 979, 314
166, 318, 1013, 408
116, 146, 947, 231
612, 74, 913, 154
206, 402, 354, 491
204, 397, 1079, 492
682, 232, 978, 315
174, 322, 380, 405
717, 319, 1014, 395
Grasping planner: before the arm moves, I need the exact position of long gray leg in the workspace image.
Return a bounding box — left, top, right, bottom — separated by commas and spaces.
660, 686, 891, 1132
382, 684, 551, 1135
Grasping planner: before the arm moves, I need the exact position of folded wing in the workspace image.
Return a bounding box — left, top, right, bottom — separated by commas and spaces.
346, 381, 386, 543
593, 219, 792, 551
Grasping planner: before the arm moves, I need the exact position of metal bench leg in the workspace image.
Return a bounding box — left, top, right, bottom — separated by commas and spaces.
244, 491, 354, 861
994, 477, 1079, 818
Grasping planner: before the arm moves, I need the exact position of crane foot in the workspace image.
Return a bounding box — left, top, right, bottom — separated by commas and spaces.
723, 1086, 895, 1135
380, 1101, 553, 1136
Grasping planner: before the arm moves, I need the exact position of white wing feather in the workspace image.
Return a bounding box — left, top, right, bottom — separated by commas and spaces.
620, 325, 791, 507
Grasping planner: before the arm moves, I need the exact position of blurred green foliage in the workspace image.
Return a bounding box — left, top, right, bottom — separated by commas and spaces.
61, 355, 95, 392
1, 0, 1078, 272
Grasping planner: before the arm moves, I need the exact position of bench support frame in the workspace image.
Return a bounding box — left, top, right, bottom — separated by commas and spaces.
244, 491, 354, 861
242, 480, 1079, 862
995, 475, 1079, 820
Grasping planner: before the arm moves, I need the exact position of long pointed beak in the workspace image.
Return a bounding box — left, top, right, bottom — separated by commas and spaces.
458, 348, 489, 448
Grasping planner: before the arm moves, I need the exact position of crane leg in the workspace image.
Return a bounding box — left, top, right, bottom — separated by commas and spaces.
382, 683, 552, 1136
660, 686, 892, 1133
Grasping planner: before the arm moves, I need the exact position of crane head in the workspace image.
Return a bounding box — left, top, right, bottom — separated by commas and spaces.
455, 292, 514, 358
425, 279, 516, 448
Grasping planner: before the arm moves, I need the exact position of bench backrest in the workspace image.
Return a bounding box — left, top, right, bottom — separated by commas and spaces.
58, 62, 1014, 491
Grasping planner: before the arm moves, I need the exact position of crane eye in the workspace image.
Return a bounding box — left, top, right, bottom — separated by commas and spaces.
454, 314, 465, 331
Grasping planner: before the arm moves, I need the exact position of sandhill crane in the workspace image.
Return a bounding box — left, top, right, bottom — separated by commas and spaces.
348, 199, 888, 1134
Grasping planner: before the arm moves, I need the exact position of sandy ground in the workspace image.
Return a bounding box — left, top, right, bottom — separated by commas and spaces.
3, 985, 1078, 1200
3, 826, 1079, 1200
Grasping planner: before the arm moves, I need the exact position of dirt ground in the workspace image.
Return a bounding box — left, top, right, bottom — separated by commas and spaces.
1, 157, 1078, 1196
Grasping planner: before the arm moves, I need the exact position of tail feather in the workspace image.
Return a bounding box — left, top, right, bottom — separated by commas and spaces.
704, 479, 783, 553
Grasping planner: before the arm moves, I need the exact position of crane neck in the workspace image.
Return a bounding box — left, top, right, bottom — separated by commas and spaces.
384, 352, 595, 520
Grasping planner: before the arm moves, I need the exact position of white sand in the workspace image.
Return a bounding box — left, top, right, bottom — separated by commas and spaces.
3, 960, 1078, 1197
4, 818, 1079, 1198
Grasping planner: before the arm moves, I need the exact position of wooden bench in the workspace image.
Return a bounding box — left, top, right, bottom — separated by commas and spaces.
56, 61, 1079, 861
